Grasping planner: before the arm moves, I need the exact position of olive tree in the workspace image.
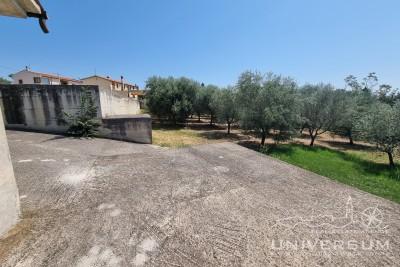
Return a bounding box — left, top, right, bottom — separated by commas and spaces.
212, 87, 238, 134
146, 76, 198, 123
332, 89, 370, 145
377, 84, 400, 106
193, 86, 208, 122
356, 101, 400, 168
192, 84, 219, 125
335, 73, 398, 145
300, 84, 344, 146
344, 72, 378, 93
237, 71, 300, 145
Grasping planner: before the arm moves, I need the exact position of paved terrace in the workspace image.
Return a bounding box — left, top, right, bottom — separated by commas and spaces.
1, 130, 399, 266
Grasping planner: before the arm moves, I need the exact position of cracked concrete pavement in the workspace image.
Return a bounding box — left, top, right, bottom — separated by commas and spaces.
1, 130, 400, 266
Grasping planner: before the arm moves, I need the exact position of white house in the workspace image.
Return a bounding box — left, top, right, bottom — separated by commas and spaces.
81, 75, 140, 98
11, 68, 82, 85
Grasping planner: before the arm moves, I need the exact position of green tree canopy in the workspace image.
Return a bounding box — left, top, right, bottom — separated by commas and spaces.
356, 101, 400, 168
146, 76, 199, 123
237, 71, 301, 145
212, 86, 238, 134
300, 84, 345, 146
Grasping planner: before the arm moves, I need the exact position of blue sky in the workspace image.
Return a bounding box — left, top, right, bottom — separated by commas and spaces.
0, 0, 399, 88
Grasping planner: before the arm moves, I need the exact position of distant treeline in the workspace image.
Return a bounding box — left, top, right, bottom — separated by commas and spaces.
145, 72, 400, 167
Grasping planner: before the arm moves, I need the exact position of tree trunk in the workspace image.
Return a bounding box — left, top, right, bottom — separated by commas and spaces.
261, 131, 266, 146
309, 129, 316, 146
348, 130, 354, 145
209, 115, 214, 126
387, 152, 395, 168
310, 136, 316, 146
197, 113, 201, 122
349, 135, 354, 145
227, 122, 231, 134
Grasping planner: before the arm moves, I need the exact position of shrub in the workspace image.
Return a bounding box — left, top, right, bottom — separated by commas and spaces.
64, 90, 100, 137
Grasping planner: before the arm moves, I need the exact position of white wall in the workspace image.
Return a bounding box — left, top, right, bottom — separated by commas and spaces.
82, 77, 141, 117
99, 88, 140, 117
0, 109, 20, 236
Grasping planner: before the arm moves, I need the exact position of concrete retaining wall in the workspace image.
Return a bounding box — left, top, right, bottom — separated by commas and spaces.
0, 110, 20, 237
100, 114, 152, 144
0, 85, 150, 144
0, 85, 101, 133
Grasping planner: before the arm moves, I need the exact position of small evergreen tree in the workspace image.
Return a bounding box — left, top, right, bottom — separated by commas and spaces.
64, 90, 100, 137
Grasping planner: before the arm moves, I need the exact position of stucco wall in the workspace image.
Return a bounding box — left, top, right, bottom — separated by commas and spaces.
0, 85, 101, 133
82, 76, 141, 116
0, 110, 20, 237
99, 89, 140, 117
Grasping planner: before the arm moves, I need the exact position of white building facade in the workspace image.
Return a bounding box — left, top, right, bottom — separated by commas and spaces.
11, 69, 82, 85
81, 75, 139, 98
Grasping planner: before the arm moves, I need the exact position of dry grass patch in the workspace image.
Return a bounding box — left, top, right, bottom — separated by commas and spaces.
152, 123, 248, 148
152, 128, 212, 147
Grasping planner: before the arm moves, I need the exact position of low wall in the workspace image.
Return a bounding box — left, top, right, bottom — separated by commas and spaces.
99, 89, 140, 117
0, 85, 150, 144
0, 85, 101, 133
100, 114, 152, 144
0, 110, 20, 237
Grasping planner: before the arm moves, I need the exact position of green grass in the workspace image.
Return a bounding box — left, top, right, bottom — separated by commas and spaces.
262, 144, 400, 203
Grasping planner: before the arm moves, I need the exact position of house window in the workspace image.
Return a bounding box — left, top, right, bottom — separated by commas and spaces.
60, 79, 68, 85
18, 79, 23, 84
42, 78, 50, 84
33, 77, 41, 84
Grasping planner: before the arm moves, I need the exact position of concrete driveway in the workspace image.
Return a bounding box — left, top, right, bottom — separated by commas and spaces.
1, 130, 399, 266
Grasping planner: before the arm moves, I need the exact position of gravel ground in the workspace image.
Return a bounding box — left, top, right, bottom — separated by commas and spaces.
1, 130, 399, 266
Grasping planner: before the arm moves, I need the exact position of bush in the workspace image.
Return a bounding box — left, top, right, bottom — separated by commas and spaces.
64, 90, 100, 137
